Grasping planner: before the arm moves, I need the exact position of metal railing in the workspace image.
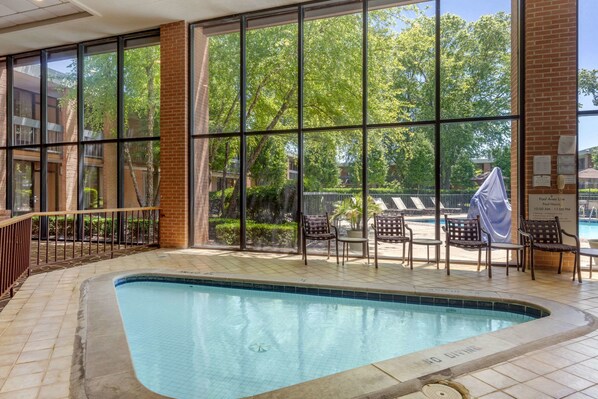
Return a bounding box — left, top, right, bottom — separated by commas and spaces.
0, 207, 160, 299
0, 215, 32, 298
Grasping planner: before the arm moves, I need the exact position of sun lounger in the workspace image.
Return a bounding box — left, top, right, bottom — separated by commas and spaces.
410, 197, 434, 214
391, 197, 423, 215
430, 197, 461, 214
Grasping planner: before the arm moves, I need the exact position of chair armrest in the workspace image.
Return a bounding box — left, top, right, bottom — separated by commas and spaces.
561, 229, 580, 248
518, 230, 533, 246
481, 226, 492, 245
330, 225, 339, 237
405, 224, 413, 239
441, 226, 446, 232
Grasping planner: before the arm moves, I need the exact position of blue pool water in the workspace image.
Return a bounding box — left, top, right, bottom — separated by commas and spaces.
579, 221, 598, 239
116, 281, 534, 399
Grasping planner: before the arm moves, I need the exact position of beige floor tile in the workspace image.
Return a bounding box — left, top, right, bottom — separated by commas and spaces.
493, 362, 540, 383
504, 384, 554, 399
545, 370, 594, 391
0, 372, 44, 393
472, 369, 518, 389
0, 387, 39, 399
8, 360, 49, 377
16, 349, 52, 364
479, 392, 515, 399
37, 382, 69, 399
526, 376, 576, 399
454, 375, 496, 397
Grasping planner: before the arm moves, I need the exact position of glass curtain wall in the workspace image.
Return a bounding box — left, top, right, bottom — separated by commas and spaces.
191, 0, 520, 263
1, 31, 160, 217
578, 0, 598, 250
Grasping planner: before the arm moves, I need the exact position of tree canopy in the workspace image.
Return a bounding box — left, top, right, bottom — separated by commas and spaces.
205, 5, 516, 220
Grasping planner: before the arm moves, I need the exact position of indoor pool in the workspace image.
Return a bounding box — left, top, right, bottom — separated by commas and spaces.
115, 280, 536, 399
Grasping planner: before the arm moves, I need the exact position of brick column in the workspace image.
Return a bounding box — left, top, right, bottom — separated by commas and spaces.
160, 21, 189, 248
524, 0, 577, 269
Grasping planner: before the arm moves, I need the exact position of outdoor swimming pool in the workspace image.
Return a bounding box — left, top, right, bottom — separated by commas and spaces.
115, 279, 537, 399
414, 219, 598, 239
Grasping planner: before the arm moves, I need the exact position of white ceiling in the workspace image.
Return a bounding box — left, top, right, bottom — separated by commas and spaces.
0, 0, 303, 56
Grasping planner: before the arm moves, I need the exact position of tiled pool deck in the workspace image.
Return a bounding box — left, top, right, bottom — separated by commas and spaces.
1, 248, 598, 399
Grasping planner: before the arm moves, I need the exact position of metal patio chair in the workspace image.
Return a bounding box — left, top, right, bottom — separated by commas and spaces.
443, 215, 491, 277
301, 213, 339, 265
519, 216, 580, 282
372, 213, 412, 268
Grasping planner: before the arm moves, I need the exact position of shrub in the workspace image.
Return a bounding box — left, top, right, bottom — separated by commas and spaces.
213, 220, 298, 247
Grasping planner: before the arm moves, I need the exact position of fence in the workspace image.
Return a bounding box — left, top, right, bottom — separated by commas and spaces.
302, 192, 480, 215
0, 207, 160, 298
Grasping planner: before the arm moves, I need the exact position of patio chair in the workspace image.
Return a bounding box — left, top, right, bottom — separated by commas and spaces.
391, 197, 423, 215
443, 215, 491, 277
519, 216, 580, 282
372, 213, 412, 268
374, 198, 388, 212
301, 213, 339, 266
410, 197, 435, 214
430, 197, 461, 214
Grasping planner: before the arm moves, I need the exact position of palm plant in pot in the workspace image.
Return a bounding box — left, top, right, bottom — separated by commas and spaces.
332, 195, 381, 251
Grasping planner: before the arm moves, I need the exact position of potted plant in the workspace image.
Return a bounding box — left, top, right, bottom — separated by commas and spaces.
332, 195, 381, 251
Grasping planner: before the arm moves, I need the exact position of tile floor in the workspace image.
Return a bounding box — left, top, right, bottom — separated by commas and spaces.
0, 248, 597, 399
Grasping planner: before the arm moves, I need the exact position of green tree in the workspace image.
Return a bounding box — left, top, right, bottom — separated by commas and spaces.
69, 45, 161, 206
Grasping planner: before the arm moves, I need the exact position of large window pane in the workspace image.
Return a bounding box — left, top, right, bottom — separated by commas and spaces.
368, 1, 435, 123
123, 141, 160, 207
246, 12, 298, 131
246, 134, 298, 251
13, 56, 41, 146
47, 145, 78, 211
304, 2, 362, 128
304, 130, 362, 254
579, 0, 598, 112
83, 143, 117, 209
12, 148, 41, 215
193, 136, 241, 247
83, 42, 117, 140
193, 22, 241, 134
368, 126, 437, 258
578, 116, 598, 248
440, 0, 515, 119
441, 120, 512, 262
48, 49, 78, 143
124, 38, 161, 138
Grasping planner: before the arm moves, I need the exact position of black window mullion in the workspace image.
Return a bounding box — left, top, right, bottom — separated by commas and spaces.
6, 56, 13, 211
361, 0, 368, 238
240, 17, 247, 250
117, 37, 125, 209
434, 0, 441, 240
188, 24, 196, 247
40, 50, 48, 213
77, 44, 84, 211
297, 5, 304, 254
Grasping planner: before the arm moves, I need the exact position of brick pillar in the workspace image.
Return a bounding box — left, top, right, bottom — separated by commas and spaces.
525, 0, 577, 269
160, 21, 189, 248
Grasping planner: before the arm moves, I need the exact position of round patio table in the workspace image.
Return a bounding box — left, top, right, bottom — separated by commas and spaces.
580, 248, 598, 278
410, 238, 442, 270
337, 237, 370, 266
490, 242, 524, 276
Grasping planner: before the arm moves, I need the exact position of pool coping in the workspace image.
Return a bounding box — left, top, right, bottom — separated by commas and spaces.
71, 269, 598, 399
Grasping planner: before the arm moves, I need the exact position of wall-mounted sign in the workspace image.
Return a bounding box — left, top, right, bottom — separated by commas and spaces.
528, 194, 576, 244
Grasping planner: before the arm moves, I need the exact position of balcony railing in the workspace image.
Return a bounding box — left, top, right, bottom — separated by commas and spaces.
0, 207, 160, 299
